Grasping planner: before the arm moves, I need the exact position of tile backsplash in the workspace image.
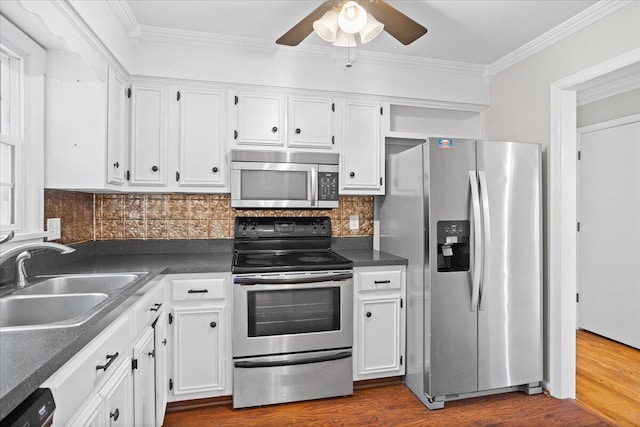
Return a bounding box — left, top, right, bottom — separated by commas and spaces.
45, 190, 374, 244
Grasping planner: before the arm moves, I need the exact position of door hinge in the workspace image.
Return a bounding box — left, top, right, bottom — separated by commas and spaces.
131, 358, 138, 370
380, 177, 383, 186
234, 95, 238, 105
331, 135, 335, 145
577, 222, 581, 232
168, 313, 173, 325
578, 150, 581, 160
380, 107, 383, 115
400, 298, 403, 309
400, 355, 403, 365
126, 170, 130, 181
177, 91, 181, 101
127, 87, 131, 98
576, 293, 579, 303
176, 171, 180, 182
234, 130, 238, 140
331, 102, 335, 112
169, 378, 173, 391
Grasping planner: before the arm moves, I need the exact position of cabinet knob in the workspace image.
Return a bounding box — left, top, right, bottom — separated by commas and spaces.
113, 161, 119, 168
366, 311, 372, 318
350, 171, 355, 178
110, 408, 120, 421
271, 126, 278, 133
162, 339, 167, 345
210, 321, 217, 328
212, 167, 219, 173
295, 128, 301, 134
151, 166, 159, 172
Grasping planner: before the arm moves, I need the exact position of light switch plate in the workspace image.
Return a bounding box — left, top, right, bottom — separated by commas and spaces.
47, 218, 61, 241
349, 215, 359, 230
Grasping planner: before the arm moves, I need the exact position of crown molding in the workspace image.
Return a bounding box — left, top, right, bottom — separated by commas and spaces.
138, 25, 486, 78
487, 0, 633, 77
105, 0, 140, 36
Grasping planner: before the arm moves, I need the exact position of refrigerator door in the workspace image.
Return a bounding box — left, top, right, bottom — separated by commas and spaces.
428, 138, 478, 397
475, 140, 543, 391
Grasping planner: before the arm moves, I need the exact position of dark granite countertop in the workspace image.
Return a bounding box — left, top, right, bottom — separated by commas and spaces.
0, 241, 405, 420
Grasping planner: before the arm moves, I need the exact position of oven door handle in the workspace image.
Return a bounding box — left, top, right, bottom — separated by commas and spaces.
233, 272, 353, 285
234, 351, 351, 368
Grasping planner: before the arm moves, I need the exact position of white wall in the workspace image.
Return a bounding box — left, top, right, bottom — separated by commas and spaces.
577, 88, 640, 127
485, 1, 640, 392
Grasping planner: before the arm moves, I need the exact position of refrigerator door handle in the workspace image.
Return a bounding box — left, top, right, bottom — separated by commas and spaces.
478, 171, 491, 311
469, 171, 482, 312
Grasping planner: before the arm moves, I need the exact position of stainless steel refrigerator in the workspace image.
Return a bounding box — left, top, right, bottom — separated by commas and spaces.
379, 138, 543, 409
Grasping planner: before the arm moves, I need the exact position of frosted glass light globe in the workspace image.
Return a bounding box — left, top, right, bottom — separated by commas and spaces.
338, 1, 367, 34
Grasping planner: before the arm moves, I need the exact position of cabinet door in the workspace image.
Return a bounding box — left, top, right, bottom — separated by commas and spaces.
133, 327, 156, 427
67, 394, 105, 427
356, 297, 401, 378
289, 96, 335, 149
107, 68, 127, 185
178, 87, 226, 188
154, 311, 169, 427
173, 307, 225, 396
234, 92, 284, 146
100, 357, 133, 427
342, 100, 383, 194
130, 84, 167, 186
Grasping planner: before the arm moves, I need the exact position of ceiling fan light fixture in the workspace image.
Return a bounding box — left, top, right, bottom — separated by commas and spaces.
359, 14, 384, 44
332, 29, 357, 47
337, 1, 367, 34
313, 9, 339, 42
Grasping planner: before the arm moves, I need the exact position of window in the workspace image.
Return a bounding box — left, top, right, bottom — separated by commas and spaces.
0, 46, 22, 229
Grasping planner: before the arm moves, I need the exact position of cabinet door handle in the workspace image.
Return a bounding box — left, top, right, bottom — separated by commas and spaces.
295, 128, 301, 134
113, 161, 119, 168
148, 350, 155, 358
210, 321, 217, 328
212, 167, 219, 173
350, 171, 355, 178
187, 289, 209, 294
366, 312, 372, 318
151, 165, 159, 172
162, 338, 167, 345
96, 352, 119, 371
110, 408, 120, 421
150, 303, 163, 312
374, 280, 391, 284
271, 126, 278, 133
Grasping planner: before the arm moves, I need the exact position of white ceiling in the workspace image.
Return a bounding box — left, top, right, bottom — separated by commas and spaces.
125, 0, 598, 65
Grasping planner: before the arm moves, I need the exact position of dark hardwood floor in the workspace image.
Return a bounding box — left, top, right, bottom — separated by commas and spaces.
165, 383, 606, 426
576, 329, 640, 426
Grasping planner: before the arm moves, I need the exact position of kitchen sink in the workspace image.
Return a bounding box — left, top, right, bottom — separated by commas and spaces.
0, 293, 109, 330
15, 273, 142, 296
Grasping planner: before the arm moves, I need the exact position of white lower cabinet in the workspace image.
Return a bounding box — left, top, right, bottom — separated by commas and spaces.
101, 357, 134, 427
167, 273, 232, 401
353, 266, 406, 381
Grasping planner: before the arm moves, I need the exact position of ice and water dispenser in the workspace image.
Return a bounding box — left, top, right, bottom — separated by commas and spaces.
436, 220, 470, 272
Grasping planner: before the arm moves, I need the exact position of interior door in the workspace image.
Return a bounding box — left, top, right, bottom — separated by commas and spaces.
578, 119, 640, 349
475, 140, 543, 390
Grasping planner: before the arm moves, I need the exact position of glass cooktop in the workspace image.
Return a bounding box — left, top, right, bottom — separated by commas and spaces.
232, 250, 352, 274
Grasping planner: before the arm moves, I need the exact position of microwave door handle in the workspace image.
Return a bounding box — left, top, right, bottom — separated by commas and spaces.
310, 165, 318, 207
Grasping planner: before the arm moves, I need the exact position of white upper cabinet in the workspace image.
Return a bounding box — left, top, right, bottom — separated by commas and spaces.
106, 67, 128, 185
177, 87, 226, 188
288, 96, 337, 150
129, 83, 168, 187
341, 99, 384, 194
232, 91, 285, 146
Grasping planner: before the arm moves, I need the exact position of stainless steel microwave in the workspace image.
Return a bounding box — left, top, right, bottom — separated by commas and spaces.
230, 150, 339, 209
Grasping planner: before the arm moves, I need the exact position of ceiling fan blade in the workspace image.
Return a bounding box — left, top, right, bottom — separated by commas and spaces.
365, 0, 427, 45
276, 1, 337, 46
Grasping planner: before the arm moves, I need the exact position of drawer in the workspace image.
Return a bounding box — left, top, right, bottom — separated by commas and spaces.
170, 277, 226, 302
132, 280, 166, 336
357, 270, 402, 292
42, 312, 132, 426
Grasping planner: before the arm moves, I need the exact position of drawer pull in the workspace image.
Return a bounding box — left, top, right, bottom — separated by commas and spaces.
188, 289, 209, 294
96, 352, 119, 371
110, 408, 120, 421
150, 303, 163, 311
374, 280, 391, 284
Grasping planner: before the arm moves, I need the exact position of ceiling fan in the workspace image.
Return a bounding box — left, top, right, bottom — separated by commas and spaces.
276, 0, 427, 47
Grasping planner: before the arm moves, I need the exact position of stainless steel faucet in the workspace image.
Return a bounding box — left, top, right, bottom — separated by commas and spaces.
0, 241, 76, 289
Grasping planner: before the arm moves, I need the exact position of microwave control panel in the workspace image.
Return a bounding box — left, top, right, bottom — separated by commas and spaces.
318, 172, 339, 201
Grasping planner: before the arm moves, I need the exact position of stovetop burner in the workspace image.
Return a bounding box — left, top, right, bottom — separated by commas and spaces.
232, 217, 352, 274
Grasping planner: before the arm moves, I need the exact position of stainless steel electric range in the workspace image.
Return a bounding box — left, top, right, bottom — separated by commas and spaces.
231, 216, 354, 408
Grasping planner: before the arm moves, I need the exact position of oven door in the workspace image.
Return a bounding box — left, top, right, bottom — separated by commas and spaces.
230, 161, 318, 208
232, 271, 353, 358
